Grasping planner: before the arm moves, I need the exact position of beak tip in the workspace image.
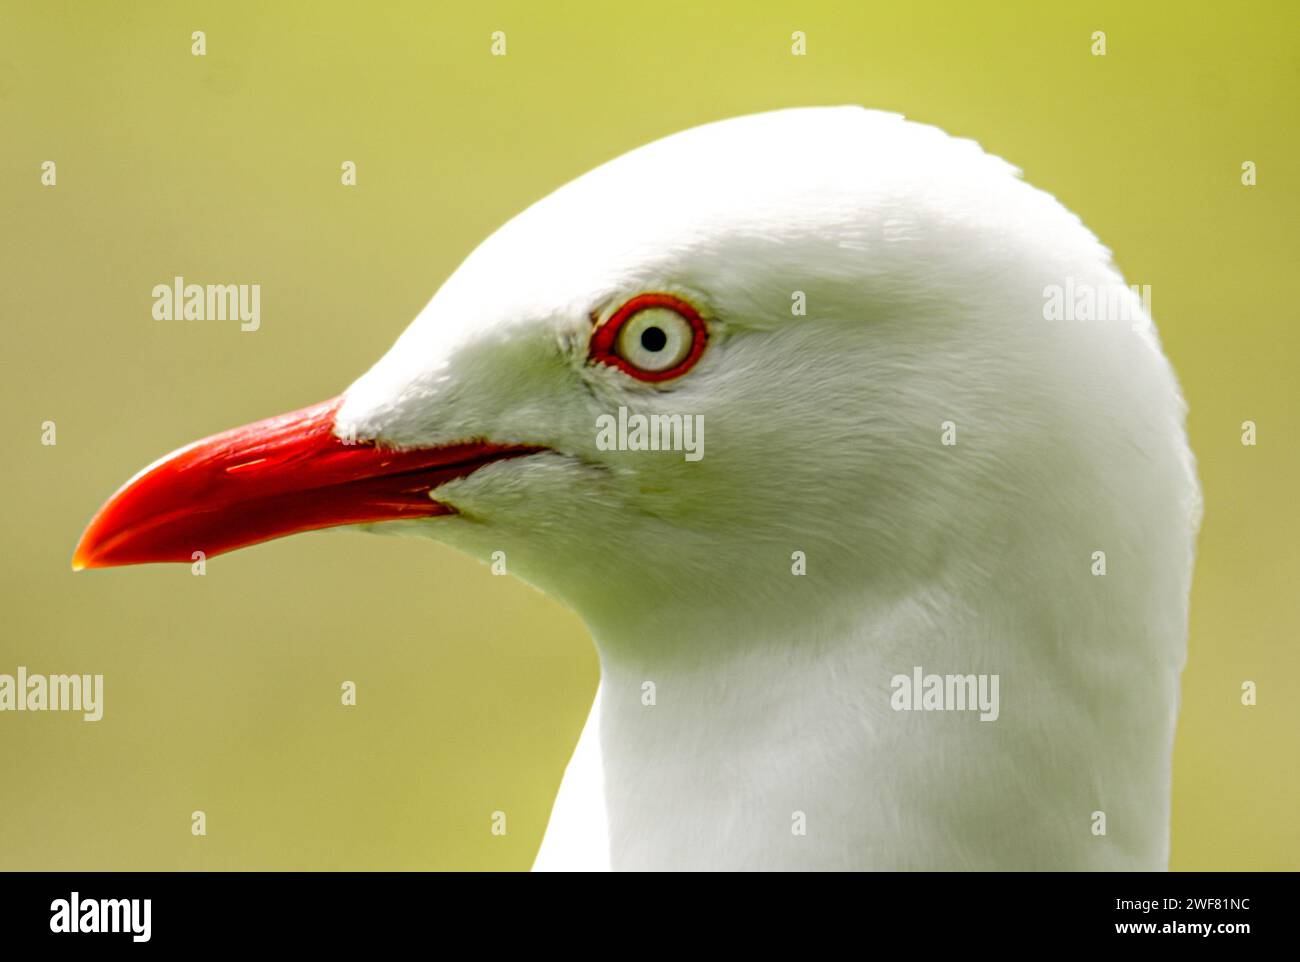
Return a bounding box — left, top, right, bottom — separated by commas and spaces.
71, 529, 103, 571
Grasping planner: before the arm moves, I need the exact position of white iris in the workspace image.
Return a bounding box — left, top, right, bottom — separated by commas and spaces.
615, 307, 692, 372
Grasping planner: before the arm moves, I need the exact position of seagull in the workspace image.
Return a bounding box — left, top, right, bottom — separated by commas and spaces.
73, 107, 1201, 871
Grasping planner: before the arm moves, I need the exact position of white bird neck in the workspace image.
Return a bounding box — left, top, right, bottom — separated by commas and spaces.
583, 538, 1180, 871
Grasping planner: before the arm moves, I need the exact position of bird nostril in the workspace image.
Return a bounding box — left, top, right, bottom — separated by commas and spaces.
640, 326, 668, 352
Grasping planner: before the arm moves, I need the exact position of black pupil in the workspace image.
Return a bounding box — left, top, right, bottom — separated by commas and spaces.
640, 326, 668, 352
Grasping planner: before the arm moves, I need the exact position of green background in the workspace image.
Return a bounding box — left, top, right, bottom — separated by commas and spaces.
1, 0, 1296, 869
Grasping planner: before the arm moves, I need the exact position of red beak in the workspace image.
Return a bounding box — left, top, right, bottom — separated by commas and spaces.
72, 397, 539, 570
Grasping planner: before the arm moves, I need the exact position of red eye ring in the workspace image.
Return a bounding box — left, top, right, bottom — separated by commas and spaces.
589, 292, 708, 382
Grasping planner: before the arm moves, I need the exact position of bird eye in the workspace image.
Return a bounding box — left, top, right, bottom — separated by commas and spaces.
589, 293, 707, 382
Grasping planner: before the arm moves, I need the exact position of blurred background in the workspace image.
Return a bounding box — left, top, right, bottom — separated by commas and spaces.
1, 0, 1295, 869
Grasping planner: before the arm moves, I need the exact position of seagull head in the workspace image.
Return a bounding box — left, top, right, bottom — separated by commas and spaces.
75, 105, 1195, 666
